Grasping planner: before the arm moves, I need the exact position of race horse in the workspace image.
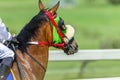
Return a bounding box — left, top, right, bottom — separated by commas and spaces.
9, 0, 78, 80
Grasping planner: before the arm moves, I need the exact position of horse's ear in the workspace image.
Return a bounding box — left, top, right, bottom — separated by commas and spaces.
49, 1, 60, 14
39, 0, 45, 10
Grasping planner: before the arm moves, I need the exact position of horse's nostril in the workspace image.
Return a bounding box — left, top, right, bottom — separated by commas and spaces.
76, 44, 78, 49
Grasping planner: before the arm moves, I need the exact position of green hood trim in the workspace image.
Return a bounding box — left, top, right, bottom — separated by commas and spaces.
53, 16, 66, 44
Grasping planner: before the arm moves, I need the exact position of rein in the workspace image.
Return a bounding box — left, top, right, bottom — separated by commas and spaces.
23, 48, 46, 72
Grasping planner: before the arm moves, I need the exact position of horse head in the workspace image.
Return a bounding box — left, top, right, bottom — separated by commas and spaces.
38, 0, 78, 55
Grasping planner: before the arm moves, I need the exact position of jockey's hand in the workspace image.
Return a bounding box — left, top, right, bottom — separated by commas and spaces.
10, 37, 19, 44
4, 37, 19, 45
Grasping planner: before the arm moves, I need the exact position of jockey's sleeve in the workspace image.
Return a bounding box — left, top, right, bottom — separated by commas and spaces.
0, 18, 12, 43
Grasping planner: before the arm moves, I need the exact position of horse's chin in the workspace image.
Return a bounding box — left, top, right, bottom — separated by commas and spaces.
64, 47, 78, 55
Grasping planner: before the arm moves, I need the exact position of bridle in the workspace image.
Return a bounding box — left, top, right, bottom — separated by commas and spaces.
28, 10, 66, 48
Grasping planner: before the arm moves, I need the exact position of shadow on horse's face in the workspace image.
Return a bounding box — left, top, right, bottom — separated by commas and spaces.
39, 0, 78, 55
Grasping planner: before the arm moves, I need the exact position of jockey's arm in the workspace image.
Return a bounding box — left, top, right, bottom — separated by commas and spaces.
0, 18, 12, 43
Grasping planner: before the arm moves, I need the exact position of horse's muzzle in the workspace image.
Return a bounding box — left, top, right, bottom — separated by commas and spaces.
64, 43, 78, 55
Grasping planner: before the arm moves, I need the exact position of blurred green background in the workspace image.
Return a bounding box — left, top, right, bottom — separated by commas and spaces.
1, 0, 120, 80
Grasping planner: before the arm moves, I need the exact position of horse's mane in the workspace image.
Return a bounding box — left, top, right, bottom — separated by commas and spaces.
16, 10, 48, 51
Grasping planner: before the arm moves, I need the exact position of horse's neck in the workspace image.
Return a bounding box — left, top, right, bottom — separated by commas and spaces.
27, 45, 49, 67
13, 45, 49, 80
13, 22, 51, 80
